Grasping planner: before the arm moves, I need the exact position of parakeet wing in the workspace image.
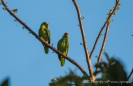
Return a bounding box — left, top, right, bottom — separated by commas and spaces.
57, 39, 62, 61
38, 23, 50, 54
57, 37, 69, 66
46, 29, 50, 44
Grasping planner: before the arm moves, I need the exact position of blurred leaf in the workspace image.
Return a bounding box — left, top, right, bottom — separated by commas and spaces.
1, 78, 9, 86
49, 53, 132, 86
107, 60, 127, 81
14, 20, 17, 22
104, 52, 110, 61
108, 58, 116, 65
95, 55, 98, 58
95, 62, 107, 69
95, 63, 102, 68
93, 70, 101, 76
81, 16, 84, 20
22, 27, 25, 29
80, 43, 83, 45
51, 78, 58, 83
3, 7, 5, 10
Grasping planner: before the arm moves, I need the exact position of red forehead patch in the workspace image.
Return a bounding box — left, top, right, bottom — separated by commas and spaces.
46, 24, 49, 27
65, 32, 69, 36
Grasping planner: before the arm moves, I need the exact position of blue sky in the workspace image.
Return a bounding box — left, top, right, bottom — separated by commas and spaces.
0, 0, 133, 86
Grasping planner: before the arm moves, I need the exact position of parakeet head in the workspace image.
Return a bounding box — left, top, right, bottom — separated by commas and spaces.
41, 22, 49, 28
63, 32, 69, 40
65, 32, 69, 36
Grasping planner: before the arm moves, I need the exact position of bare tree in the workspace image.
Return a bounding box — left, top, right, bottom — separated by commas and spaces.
2, 0, 132, 83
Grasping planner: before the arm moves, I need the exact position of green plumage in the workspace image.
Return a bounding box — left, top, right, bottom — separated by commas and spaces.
57, 33, 69, 66
38, 22, 50, 54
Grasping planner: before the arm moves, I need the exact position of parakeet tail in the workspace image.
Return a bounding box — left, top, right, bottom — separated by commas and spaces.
60, 56, 65, 67
44, 45, 49, 54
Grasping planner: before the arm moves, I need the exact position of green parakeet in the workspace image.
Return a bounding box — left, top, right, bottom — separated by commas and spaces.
38, 22, 50, 54
57, 33, 69, 66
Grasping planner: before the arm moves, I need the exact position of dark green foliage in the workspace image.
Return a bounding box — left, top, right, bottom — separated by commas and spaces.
50, 70, 89, 86
0, 78, 9, 86
49, 53, 133, 86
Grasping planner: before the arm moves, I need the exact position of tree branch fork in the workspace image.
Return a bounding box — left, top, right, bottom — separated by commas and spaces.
1, 0, 122, 81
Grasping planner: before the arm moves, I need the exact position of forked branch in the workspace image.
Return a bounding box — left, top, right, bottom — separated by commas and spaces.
98, 22, 110, 64
89, 0, 120, 59
72, 0, 94, 81
94, 19, 111, 78
1, 0, 90, 79
93, 0, 120, 78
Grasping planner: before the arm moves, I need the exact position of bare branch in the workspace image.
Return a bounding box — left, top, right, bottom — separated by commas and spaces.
89, 0, 120, 59
98, 22, 110, 64
94, 19, 111, 78
1, 0, 90, 79
127, 68, 133, 81
72, 0, 94, 81
93, 1, 120, 78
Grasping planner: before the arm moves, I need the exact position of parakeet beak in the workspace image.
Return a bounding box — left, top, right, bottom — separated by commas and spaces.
46, 24, 49, 28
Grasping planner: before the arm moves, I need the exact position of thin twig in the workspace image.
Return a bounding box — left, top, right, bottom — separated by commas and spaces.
1, 0, 90, 79
72, 0, 93, 81
94, 20, 110, 78
98, 22, 110, 63
89, 0, 120, 59
127, 68, 133, 81
93, 0, 120, 78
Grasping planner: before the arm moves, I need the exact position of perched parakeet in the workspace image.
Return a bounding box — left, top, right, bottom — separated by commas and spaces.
38, 22, 50, 54
57, 33, 69, 66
